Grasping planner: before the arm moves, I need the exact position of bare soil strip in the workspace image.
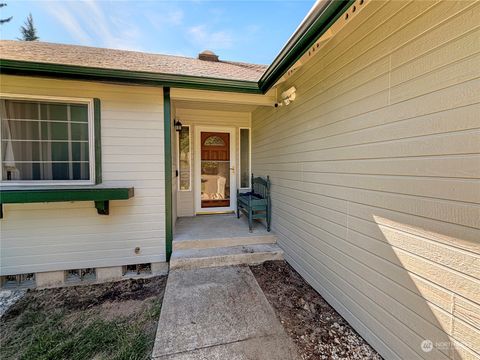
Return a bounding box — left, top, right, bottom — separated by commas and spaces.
251, 261, 382, 360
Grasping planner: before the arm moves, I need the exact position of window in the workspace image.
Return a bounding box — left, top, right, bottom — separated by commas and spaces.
204, 135, 225, 146
177, 125, 191, 191
0, 95, 95, 185
239, 128, 251, 188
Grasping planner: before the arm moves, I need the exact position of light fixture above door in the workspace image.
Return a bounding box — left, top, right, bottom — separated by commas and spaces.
174, 118, 183, 132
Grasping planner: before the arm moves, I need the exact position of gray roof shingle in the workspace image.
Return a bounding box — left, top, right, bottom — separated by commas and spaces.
0, 40, 267, 82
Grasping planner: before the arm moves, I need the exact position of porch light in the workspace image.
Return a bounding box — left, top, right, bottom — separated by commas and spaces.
174, 118, 183, 132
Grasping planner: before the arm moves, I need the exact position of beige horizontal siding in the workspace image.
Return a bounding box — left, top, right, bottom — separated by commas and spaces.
175, 108, 250, 128
177, 192, 194, 217
252, 1, 480, 359
0, 75, 166, 275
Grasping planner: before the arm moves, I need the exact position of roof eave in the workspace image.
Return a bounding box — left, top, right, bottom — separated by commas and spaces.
0, 59, 263, 94
258, 0, 354, 93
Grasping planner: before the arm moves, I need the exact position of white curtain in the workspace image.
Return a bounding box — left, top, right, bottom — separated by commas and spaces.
1, 100, 20, 180
1, 100, 45, 181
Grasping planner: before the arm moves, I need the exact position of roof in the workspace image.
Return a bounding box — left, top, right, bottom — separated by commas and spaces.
0, 40, 267, 82
0, 1, 352, 93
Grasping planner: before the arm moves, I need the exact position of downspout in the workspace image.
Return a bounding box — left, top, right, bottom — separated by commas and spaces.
163, 87, 173, 261
258, 0, 354, 92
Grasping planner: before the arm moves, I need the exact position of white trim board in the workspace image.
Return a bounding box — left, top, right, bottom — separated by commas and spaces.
0, 93, 96, 186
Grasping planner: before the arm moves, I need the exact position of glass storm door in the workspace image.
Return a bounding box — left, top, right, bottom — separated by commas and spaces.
196, 128, 236, 213
201, 131, 230, 208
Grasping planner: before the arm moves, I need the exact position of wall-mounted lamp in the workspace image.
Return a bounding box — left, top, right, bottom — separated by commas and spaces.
174, 118, 183, 132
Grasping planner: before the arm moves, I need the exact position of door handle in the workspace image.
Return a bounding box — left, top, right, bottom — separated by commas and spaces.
230, 166, 235, 174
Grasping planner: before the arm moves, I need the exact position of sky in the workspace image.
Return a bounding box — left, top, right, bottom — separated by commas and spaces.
0, 0, 315, 64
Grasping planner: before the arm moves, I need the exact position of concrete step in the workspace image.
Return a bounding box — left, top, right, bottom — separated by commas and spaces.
170, 244, 284, 270
173, 234, 277, 251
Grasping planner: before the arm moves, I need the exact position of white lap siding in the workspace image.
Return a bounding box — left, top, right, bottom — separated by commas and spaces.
0, 75, 166, 275
252, 1, 480, 359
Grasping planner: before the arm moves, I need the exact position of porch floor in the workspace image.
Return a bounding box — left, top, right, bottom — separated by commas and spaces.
172, 213, 280, 270
174, 214, 270, 242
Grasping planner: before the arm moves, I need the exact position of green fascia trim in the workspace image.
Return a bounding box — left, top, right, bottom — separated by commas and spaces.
0, 187, 133, 218
0, 187, 134, 203
94, 98, 102, 184
163, 88, 173, 261
259, 0, 354, 92
0, 59, 262, 94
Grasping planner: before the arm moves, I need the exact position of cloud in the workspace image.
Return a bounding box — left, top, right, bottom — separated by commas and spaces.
44, 3, 92, 45
188, 25, 233, 50
45, 0, 144, 51
146, 8, 184, 32
168, 9, 184, 26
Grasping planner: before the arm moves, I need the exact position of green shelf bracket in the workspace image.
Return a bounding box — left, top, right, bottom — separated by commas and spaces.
94, 200, 110, 215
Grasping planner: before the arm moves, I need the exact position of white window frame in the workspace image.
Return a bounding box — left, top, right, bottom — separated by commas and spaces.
0, 93, 96, 186
239, 127, 251, 190
176, 124, 191, 192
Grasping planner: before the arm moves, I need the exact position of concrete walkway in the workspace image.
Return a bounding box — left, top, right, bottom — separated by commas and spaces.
152, 266, 299, 359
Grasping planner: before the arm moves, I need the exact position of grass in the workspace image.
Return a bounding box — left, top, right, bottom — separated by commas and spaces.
1, 277, 166, 360
6, 304, 158, 360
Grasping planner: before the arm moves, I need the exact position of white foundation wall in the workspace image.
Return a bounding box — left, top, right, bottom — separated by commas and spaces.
0, 75, 166, 275
252, 1, 480, 359
174, 107, 250, 217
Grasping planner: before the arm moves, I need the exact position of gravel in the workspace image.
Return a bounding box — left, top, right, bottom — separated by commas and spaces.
0, 289, 26, 318
251, 261, 383, 360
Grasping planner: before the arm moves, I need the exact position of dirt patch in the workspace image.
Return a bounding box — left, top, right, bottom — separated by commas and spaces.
5, 276, 164, 318
98, 299, 147, 321
251, 261, 382, 360
1, 276, 167, 360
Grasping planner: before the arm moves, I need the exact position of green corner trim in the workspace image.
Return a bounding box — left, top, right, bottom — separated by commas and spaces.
259, 0, 354, 92
163, 88, 173, 261
94, 98, 102, 184
0, 59, 262, 94
0, 187, 134, 218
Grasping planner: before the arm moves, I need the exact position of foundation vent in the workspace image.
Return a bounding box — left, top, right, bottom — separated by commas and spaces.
123, 263, 152, 277
65, 268, 96, 283
1, 273, 35, 288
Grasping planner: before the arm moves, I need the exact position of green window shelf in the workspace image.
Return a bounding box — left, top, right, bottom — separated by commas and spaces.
0, 186, 134, 218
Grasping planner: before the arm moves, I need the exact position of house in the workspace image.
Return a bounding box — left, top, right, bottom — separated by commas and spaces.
1, 0, 479, 358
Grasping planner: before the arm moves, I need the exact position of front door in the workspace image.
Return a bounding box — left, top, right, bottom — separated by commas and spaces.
195, 126, 236, 213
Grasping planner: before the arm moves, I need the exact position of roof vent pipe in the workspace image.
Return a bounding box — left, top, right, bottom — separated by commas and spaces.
198, 50, 219, 62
